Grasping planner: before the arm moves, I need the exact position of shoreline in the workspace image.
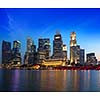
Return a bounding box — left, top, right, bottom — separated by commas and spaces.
0, 66, 100, 70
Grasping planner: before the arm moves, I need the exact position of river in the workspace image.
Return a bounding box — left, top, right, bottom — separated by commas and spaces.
0, 69, 100, 92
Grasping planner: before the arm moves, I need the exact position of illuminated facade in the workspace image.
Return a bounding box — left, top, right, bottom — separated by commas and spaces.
80, 49, 85, 65
62, 44, 67, 60
70, 32, 81, 65
70, 32, 77, 47
41, 59, 66, 67
53, 31, 63, 59
37, 38, 50, 63
11, 41, 21, 66
27, 37, 35, 53
2, 40, 11, 67
24, 37, 36, 65
70, 32, 77, 64
75, 45, 80, 64
70, 45, 80, 64
13, 41, 21, 53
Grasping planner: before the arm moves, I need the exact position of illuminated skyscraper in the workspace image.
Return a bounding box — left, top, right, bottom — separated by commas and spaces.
70, 32, 85, 65
2, 40, 11, 67
70, 32, 77, 64
24, 37, 36, 65
53, 31, 63, 59
70, 45, 80, 64
11, 40, 21, 66
38, 38, 50, 58
70, 32, 77, 47
75, 45, 80, 64
62, 44, 67, 60
37, 38, 50, 63
27, 37, 34, 53
80, 49, 85, 65
13, 40, 21, 53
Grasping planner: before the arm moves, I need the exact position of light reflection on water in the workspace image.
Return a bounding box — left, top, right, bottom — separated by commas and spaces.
0, 69, 100, 92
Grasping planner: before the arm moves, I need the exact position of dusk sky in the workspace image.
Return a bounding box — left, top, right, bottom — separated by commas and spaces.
0, 8, 100, 63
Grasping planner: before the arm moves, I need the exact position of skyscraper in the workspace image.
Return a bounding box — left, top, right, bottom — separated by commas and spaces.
70, 32, 77, 47
62, 44, 67, 60
11, 40, 21, 66
38, 38, 50, 59
80, 49, 85, 65
2, 40, 11, 67
24, 37, 36, 65
37, 38, 50, 63
13, 40, 21, 53
70, 32, 77, 64
70, 32, 86, 65
70, 45, 80, 64
86, 53, 97, 66
53, 31, 63, 59
27, 37, 34, 53
75, 45, 80, 64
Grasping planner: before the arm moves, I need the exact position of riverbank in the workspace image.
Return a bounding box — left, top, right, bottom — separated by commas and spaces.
0, 65, 100, 70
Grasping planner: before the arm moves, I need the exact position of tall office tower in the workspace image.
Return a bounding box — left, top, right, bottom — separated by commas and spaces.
86, 53, 97, 66
13, 40, 21, 53
27, 37, 34, 53
75, 45, 80, 64
62, 44, 67, 60
70, 32, 77, 64
70, 45, 80, 64
24, 37, 36, 65
80, 49, 85, 66
70, 32, 77, 47
11, 40, 21, 66
37, 38, 50, 63
53, 31, 63, 59
2, 40, 11, 67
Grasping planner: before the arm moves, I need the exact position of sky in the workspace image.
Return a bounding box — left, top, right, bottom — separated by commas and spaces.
0, 8, 100, 64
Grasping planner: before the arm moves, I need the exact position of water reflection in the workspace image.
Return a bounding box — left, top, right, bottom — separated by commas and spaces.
0, 69, 100, 91
11, 70, 20, 91
97, 71, 100, 90
79, 70, 90, 91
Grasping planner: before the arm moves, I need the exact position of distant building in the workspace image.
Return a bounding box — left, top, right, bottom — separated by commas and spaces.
11, 41, 21, 66
86, 53, 97, 66
2, 40, 11, 67
80, 49, 85, 65
37, 38, 50, 63
24, 37, 36, 65
53, 31, 63, 59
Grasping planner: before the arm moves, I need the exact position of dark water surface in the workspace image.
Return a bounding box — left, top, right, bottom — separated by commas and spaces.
0, 69, 100, 92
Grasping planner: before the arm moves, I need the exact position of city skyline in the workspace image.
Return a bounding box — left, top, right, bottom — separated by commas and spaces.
1, 32, 98, 66
0, 8, 100, 64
